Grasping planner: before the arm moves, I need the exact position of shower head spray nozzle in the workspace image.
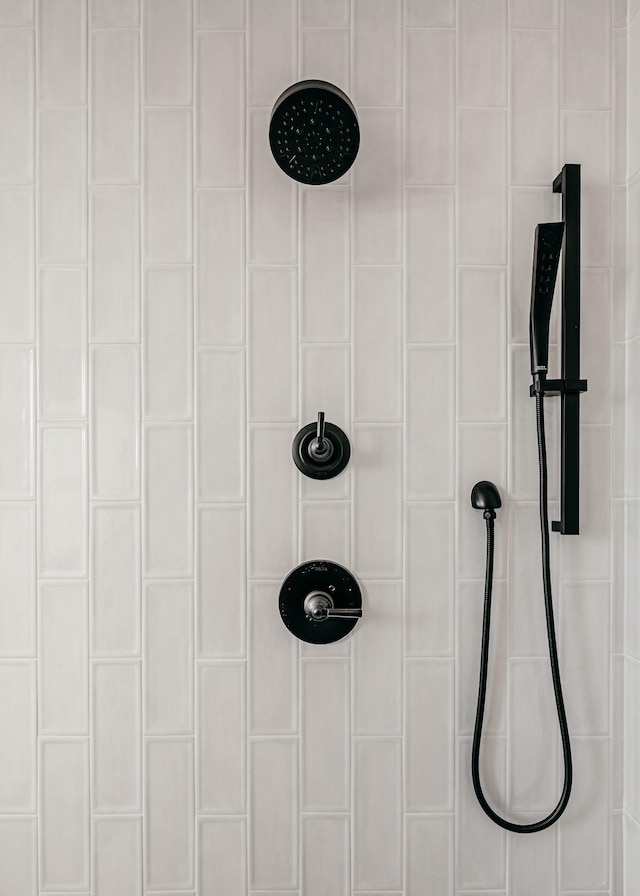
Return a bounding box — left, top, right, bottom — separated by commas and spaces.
530, 222, 565, 381
269, 80, 360, 185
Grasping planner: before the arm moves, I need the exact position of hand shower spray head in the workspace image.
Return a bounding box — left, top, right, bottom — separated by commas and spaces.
471, 480, 502, 519
530, 222, 565, 381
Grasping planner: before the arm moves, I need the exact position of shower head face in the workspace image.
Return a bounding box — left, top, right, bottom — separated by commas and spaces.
530, 221, 565, 378
269, 80, 360, 185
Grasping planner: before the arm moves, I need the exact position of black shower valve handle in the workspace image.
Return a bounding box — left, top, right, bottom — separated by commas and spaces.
292, 412, 351, 480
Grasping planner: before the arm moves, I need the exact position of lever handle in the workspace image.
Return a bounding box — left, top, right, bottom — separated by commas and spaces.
303, 590, 361, 622
308, 411, 333, 461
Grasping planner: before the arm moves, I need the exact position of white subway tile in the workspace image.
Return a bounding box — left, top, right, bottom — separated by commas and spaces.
458, 0, 507, 107
145, 583, 193, 734
353, 425, 402, 577
0, 661, 35, 811
509, 188, 560, 344
196, 0, 244, 28
510, 31, 559, 185
143, 424, 193, 577
248, 425, 297, 578
405, 503, 454, 656
511, 0, 558, 27
612, 185, 626, 343
509, 344, 560, 501
38, 108, 87, 263
0, 503, 35, 656
628, 340, 640, 497
354, 738, 402, 890
0, 817, 36, 896
458, 579, 507, 736
0, 0, 32, 24
0, 346, 33, 498
458, 267, 506, 423
248, 108, 297, 265
560, 582, 609, 735
249, 738, 297, 889
197, 505, 246, 658
562, 112, 612, 186
93, 816, 142, 896
39, 582, 88, 734
249, 581, 297, 734
247, 0, 296, 106
40, 738, 90, 890
558, 738, 609, 890
457, 423, 507, 579
0, 29, 33, 183
353, 109, 402, 264
507, 819, 557, 896
300, 188, 349, 343
627, 503, 640, 660
38, 0, 86, 105
301, 815, 349, 896
39, 425, 87, 576
38, 268, 86, 419
0, 187, 34, 340
353, 0, 401, 106
406, 345, 455, 500
353, 267, 402, 422
90, 346, 140, 499
405, 187, 455, 342
92, 661, 141, 812
198, 817, 247, 895
90, 0, 139, 27
456, 737, 506, 890
629, 12, 640, 179
405, 30, 454, 184
581, 270, 611, 424
90, 29, 140, 185
560, 426, 610, 580
582, 186, 611, 268
144, 0, 192, 105
197, 348, 245, 501
300, 500, 350, 569
197, 661, 246, 813
562, 0, 611, 110
354, 581, 401, 734
196, 31, 245, 186
301, 658, 349, 812
300, 0, 348, 26
91, 504, 140, 657
611, 502, 624, 651
90, 188, 140, 342
625, 658, 640, 818
300, 28, 349, 90
406, 659, 454, 811
458, 108, 507, 265
196, 190, 245, 344
143, 267, 193, 421
248, 267, 297, 421
406, 815, 453, 896
508, 501, 560, 657
508, 658, 559, 813
406, 0, 452, 25
624, 814, 640, 896
611, 655, 624, 810
145, 738, 195, 890
143, 108, 192, 263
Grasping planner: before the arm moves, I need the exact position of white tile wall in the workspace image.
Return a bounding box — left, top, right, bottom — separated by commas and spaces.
0, 2, 626, 894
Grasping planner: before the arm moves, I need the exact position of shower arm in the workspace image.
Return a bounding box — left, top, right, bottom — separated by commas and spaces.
529, 164, 587, 535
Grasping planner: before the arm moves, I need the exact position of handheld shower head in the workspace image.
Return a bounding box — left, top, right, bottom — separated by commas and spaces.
530, 222, 565, 380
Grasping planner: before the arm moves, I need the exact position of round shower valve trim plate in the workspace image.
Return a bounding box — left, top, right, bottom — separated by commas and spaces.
269, 80, 360, 185
279, 560, 363, 644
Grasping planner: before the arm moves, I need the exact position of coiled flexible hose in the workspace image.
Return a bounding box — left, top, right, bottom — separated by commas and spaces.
471, 389, 573, 833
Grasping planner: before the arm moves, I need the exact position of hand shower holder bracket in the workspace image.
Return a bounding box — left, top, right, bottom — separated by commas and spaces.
529, 164, 587, 536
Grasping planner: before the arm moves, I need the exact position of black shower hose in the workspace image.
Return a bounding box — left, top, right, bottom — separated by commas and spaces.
471, 389, 573, 833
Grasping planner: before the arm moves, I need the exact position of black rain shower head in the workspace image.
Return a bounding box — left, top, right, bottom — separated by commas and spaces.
530, 221, 565, 380
269, 80, 360, 185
